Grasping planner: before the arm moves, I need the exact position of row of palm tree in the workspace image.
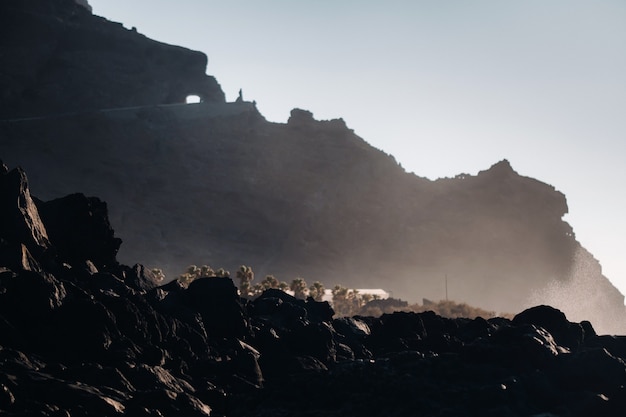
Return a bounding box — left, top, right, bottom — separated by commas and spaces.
156, 264, 500, 319
168, 264, 369, 314
236, 265, 324, 300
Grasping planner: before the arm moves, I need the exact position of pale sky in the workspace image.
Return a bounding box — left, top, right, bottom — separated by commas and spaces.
87, 0, 626, 298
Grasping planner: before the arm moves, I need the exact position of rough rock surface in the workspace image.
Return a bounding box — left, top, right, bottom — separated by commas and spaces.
0, 0, 224, 119
0, 0, 624, 335
1, 165, 626, 417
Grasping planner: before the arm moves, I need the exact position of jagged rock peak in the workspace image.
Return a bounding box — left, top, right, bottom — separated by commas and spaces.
74, 0, 92, 12
288, 108, 315, 124
481, 159, 517, 176
0, 166, 51, 259
287, 108, 349, 132
0, 163, 121, 272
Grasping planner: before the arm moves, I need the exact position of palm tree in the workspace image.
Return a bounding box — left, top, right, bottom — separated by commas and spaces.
200, 265, 214, 277
360, 293, 374, 308
251, 283, 265, 296
236, 265, 254, 297
215, 268, 230, 278
151, 268, 166, 282
309, 281, 326, 301
332, 285, 359, 316
178, 265, 200, 286
290, 277, 308, 299
332, 285, 349, 302
187, 265, 200, 276
261, 274, 280, 290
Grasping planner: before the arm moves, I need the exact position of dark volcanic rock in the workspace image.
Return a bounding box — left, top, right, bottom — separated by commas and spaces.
1, 164, 626, 416
36, 193, 121, 270
186, 277, 248, 338
0, 166, 50, 267
0, 269, 66, 328
123, 263, 163, 292
512, 304, 595, 350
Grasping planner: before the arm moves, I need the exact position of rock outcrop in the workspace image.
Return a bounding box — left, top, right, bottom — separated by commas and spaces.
1, 164, 626, 416
0, 0, 624, 335
0, 0, 224, 119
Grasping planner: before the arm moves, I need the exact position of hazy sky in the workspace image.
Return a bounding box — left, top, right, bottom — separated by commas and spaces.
88, 0, 626, 298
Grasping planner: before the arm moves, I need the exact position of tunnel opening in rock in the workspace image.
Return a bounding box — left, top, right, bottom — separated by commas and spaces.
185, 95, 202, 104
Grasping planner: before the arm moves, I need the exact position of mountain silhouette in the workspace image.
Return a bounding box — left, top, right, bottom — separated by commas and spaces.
1, 0, 624, 333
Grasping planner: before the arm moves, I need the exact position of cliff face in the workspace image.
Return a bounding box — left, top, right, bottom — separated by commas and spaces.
1, 0, 624, 333
0, 0, 224, 119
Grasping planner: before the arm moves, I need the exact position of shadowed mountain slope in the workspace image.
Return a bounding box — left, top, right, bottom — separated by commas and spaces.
0, 0, 624, 333
3, 162, 626, 417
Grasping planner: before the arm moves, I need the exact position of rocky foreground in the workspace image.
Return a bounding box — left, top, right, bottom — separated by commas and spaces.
1, 164, 626, 417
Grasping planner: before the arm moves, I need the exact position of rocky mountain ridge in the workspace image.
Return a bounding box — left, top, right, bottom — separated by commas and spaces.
0, 0, 223, 119
0, 0, 624, 334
